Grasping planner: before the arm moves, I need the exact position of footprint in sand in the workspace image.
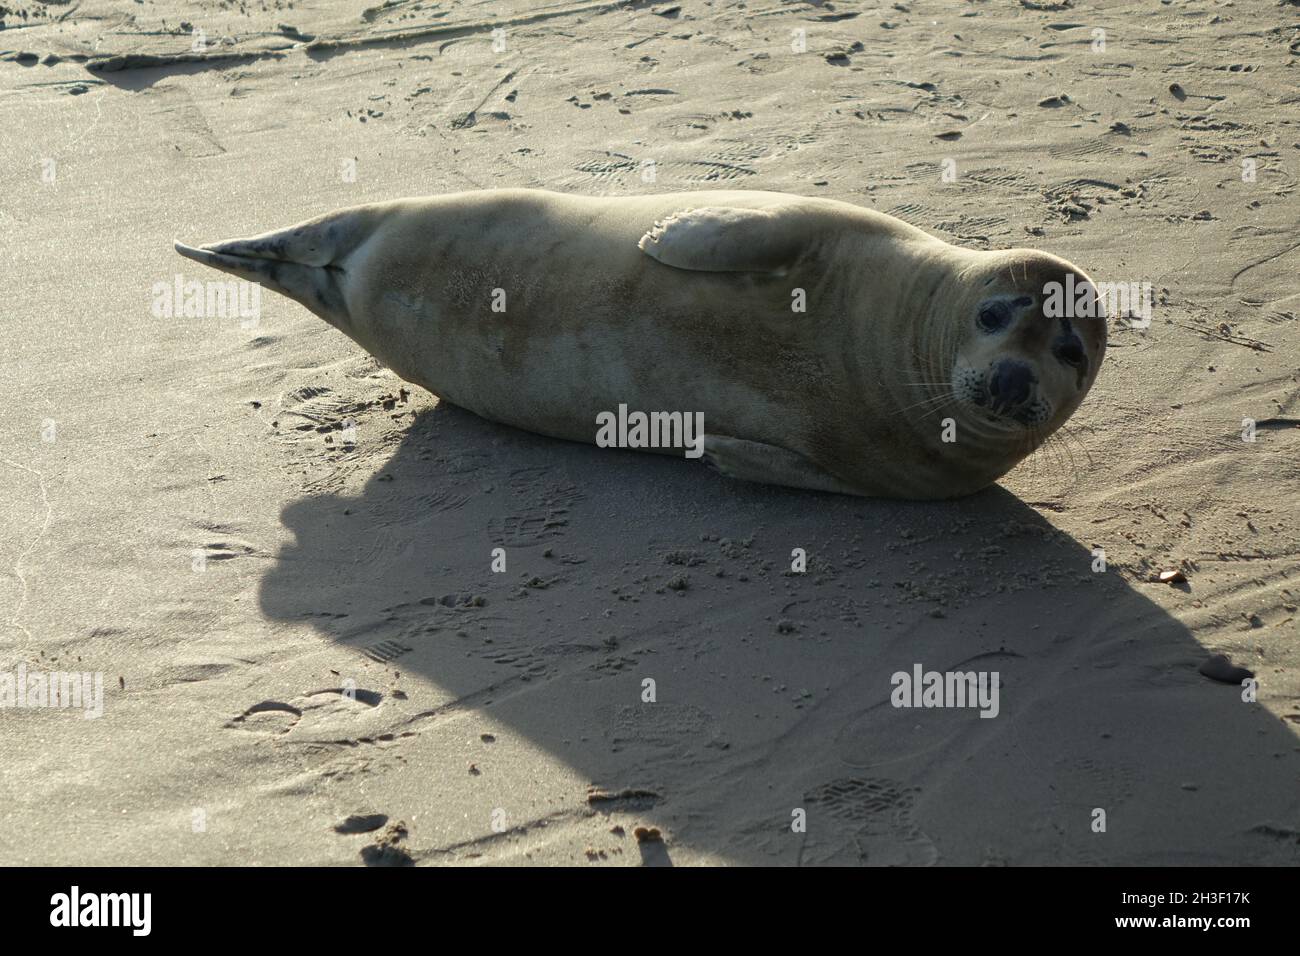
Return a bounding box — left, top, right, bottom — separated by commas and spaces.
799, 776, 938, 866
225, 700, 302, 734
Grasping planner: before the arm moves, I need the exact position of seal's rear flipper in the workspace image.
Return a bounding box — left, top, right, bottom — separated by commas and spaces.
174, 205, 383, 331
702, 435, 863, 496
637, 206, 808, 274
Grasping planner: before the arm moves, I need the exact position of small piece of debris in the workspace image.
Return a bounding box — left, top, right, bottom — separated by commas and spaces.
1198, 654, 1254, 685
633, 826, 663, 843
334, 813, 388, 834
586, 786, 661, 806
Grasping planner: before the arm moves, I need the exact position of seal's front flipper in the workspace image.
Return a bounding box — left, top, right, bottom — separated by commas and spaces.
638, 207, 807, 274
703, 435, 863, 496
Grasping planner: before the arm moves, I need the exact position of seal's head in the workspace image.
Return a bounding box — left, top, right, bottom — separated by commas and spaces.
945, 250, 1107, 438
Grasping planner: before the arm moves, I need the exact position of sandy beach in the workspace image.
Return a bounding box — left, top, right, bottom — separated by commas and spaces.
1, 0, 1297, 865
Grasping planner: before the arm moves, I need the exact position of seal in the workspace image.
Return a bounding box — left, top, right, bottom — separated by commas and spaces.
175, 189, 1106, 498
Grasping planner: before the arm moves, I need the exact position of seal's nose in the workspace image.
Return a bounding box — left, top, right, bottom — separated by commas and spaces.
988, 359, 1036, 410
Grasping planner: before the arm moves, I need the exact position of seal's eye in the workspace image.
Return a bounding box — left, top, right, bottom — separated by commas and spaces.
1054, 339, 1085, 366
977, 302, 1012, 333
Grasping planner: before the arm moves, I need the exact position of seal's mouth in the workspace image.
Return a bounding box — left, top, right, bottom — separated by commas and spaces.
970, 387, 1046, 426
970, 393, 1041, 429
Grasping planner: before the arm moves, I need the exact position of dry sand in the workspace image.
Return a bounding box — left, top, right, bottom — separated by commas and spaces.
1, 0, 1297, 865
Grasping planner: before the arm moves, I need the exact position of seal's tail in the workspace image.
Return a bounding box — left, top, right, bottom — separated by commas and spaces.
174, 204, 382, 330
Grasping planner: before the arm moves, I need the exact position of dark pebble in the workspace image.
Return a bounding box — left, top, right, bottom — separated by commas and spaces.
1198, 654, 1253, 684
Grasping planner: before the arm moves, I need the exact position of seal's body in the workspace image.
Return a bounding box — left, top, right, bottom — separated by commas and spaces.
176, 189, 1106, 498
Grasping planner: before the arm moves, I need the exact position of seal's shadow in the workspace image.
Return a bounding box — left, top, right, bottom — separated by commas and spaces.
259, 403, 1300, 865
